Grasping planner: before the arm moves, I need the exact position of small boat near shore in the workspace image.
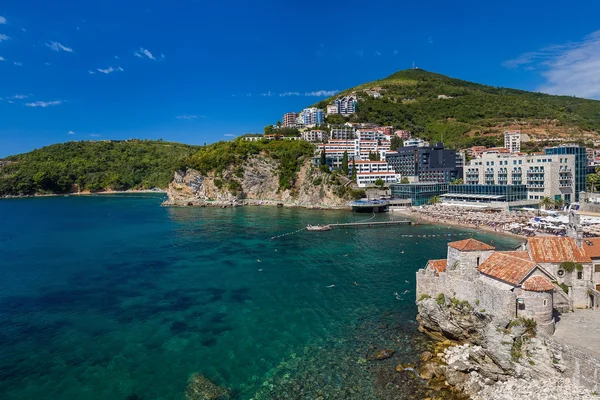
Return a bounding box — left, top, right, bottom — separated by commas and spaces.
306, 224, 332, 231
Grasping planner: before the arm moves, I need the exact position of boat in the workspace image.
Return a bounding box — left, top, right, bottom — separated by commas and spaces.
306, 224, 332, 231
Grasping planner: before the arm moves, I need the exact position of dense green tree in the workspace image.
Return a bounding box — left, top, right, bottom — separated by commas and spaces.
400, 177, 410, 184
374, 178, 385, 188
326, 114, 346, 125
320, 150, 326, 166
390, 136, 403, 150
351, 159, 357, 181
341, 151, 349, 176
450, 178, 464, 185
428, 195, 441, 205
554, 197, 565, 209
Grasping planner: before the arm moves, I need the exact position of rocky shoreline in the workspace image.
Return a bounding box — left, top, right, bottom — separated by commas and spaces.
415, 297, 599, 399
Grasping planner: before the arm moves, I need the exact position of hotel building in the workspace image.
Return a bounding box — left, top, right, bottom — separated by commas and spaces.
282, 112, 297, 128
463, 152, 576, 202
504, 130, 521, 153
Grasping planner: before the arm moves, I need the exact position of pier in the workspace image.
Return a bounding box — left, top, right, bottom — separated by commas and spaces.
329, 220, 411, 228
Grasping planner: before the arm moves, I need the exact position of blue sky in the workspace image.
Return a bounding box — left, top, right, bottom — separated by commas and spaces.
1, 0, 600, 157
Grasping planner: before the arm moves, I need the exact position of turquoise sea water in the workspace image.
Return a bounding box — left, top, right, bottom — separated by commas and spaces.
0, 195, 521, 399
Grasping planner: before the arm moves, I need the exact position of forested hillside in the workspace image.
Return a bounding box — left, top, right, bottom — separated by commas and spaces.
0, 140, 198, 196
0, 139, 316, 196
316, 69, 600, 148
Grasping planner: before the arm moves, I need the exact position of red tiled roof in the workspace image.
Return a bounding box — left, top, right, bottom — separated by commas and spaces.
427, 259, 447, 274
522, 276, 554, 292
527, 237, 591, 263
448, 238, 495, 252
477, 252, 538, 286
582, 237, 600, 259
498, 251, 531, 260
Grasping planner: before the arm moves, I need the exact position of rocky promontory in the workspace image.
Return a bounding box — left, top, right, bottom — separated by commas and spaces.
163, 157, 361, 209
416, 297, 599, 399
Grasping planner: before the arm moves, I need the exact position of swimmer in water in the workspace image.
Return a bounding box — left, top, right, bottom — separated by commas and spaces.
326, 284, 335, 288
257, 259, 261, 263
354, 282, 359, 286
258, 269, 263, 272
394, 292, 401, 300
403, 290, 410, 295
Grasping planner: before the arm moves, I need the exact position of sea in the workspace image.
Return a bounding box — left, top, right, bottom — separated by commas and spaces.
0, 194, 522, 400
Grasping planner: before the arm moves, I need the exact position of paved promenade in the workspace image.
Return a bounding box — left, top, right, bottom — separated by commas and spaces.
553, 309, 600, 355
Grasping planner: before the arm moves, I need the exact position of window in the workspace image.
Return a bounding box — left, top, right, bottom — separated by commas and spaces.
476, 257, 480, 267
595, 265, 600, 273
577, 271, 583, 280
543, 299, 548, 306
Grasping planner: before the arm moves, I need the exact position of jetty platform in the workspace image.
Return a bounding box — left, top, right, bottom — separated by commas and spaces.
329, 220, 411, 228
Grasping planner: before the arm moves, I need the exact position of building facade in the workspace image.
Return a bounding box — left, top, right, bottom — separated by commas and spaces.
301, 130, 328, 143
403, 138, 430, 148
386, 143, 461, 183
330, 126, 355, 140
298, 107, 325, 127
504, 130, 521, 153
390, 182, 449, 206
282, 112, 297, 128
463, 152, 576, 203
333, 95, 358, 116
544, 145, 587, 201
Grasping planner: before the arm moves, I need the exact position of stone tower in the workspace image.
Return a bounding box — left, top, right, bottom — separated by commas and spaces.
567, 211, 583, 247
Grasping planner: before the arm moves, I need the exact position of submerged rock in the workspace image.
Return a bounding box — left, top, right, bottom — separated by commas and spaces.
185, 373, 230, 400
373, 349, 395, 360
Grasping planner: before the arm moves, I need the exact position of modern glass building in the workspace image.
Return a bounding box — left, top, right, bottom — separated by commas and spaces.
386, 143, 461, 183
544, 145, 587, 201
442, 184, 528, 203
390, 182, 449, 206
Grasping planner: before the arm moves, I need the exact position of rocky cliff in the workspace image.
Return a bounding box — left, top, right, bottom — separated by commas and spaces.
416, 297, 598, 399
163, 157, 360, 208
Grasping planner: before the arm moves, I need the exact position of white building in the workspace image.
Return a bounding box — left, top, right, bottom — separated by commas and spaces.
301, 130, 328, 142
331, 95, 358, 116
504, 130, 521, 153
298, 108, 325, 127
403, 138, 430, 148
330, 126, 355, 140
349, 159, 399, 187
326, 104, 339, 115
356, 129, 390, 142
464, 153, 576, 203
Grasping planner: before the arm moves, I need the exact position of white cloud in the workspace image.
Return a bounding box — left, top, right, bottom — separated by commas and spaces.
0, 56, 4, 61
13, 61, 22, 66
0, 34, 10, 41
8, 100, 14, 104
25, 100, 62, 107
0, 16, 6, 24
13, 94, 29, 99
304, 90, 339, 97
224, 134, 235, 137
375, 51, 382, 56
88, 70, 95, 74
68, 131, 75, 135
504, 30, 600, 99
280, 92, 300, 97
114, 55, 120, 60
176, 115, 197, 120
96, 66, 123, 74
89, 134, 100, 137
136, 47, 156, 60
261, 91, 274, 97
46, 41, 74, 53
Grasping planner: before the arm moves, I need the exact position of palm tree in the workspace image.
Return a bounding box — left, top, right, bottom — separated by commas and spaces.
539, 196, 553, 210
428, 195, 441, 205
554, 198, 565, 210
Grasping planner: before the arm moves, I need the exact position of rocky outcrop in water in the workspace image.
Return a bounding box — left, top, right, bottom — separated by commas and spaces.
416, 298, 598, 399
185, 373, 230, 400
163, 157, 358, 209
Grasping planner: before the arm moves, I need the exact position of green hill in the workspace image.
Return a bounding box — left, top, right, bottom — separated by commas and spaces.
316, 69, 600, 148
0, 139, 316, 197
0, 140, 199, 196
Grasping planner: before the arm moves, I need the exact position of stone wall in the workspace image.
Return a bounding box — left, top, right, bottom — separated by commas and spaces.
514, 288, 554, 335
416, 268, 516, 321
447, 247, 494, 275
545, 338, 600, 393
